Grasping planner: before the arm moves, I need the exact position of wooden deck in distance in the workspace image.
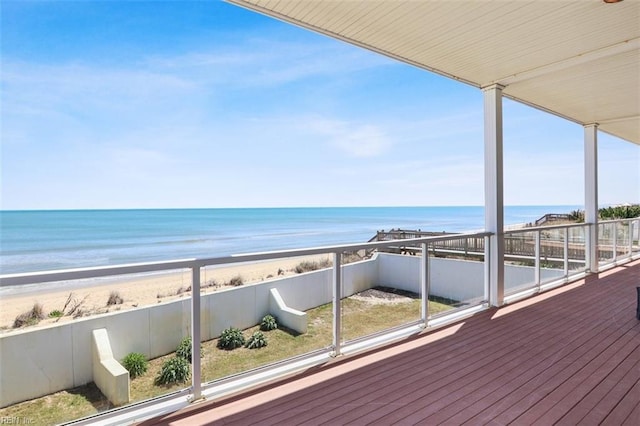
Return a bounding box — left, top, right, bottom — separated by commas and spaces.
142, 260, 640, 425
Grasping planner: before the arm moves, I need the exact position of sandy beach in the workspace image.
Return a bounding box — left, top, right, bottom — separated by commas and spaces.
0, 254, 332, 332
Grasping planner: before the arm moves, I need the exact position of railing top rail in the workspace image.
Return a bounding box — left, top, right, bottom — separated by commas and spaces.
0, 231, 492, 287
597, 216, 640, 225
504, 222, 590, 234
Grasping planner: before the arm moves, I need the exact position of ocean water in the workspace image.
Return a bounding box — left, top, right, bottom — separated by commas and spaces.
0, 206, 578, 274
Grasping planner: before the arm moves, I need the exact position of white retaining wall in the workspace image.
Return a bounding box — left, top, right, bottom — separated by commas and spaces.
0, 253, 556, 408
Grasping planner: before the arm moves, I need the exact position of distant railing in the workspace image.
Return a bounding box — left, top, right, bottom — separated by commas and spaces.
597, 217, 640, 267
371, 226, 588, 261
534, 213, 573, 226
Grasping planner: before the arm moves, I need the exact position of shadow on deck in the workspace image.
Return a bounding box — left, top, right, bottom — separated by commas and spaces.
141, 260, 640, 425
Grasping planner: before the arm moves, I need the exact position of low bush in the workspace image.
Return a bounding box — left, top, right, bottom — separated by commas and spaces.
176, 336, 203, 363
107, 291, 123, 306
245, 331, 268, 349
217, 327, 245, 350
155, 356, 190, 385
13, 303, 46, 328
122, 352, 148, 379
48, 309, 64, 318
260, 314, 277, 331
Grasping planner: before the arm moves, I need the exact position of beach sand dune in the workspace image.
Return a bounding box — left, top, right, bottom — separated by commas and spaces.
0, 254, 331, 332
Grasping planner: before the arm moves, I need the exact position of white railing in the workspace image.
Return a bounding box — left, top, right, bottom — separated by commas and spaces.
502, 218, 640, 302
0, 231, 491, 424
3, 217, 639, 425
503, 222, 590, 301
597, 217, 640, 268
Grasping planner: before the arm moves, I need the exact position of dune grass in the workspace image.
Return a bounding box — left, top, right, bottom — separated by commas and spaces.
0, 296, 452, 425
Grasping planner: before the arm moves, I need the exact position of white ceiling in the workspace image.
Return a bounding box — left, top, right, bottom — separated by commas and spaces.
229, 0, 640, 145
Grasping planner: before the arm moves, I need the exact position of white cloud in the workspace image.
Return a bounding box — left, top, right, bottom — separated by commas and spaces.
305, 117, 392, 158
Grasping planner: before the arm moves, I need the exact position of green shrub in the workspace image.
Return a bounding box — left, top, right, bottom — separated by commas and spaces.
176, 336, 203, 363
122, 352, 148, 379
48, 309, 64, 318
217, 327, 245, 350
245, 331, 268, 349
155, 356, 190, 385
260, 314, 277, 331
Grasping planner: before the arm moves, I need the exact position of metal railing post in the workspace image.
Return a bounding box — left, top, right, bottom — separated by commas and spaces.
421, 243, 429, 325
630, 220, 635, 259
332, 252, 342, 356
534, 230, 541, 287
191, 266, 202, 401
586, 223, 595, 273
484, 235, 491, 303
563, 227, 569, 276
612, 222, 618, 262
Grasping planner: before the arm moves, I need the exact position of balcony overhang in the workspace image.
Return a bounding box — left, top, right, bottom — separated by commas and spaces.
229, 0, 640, 145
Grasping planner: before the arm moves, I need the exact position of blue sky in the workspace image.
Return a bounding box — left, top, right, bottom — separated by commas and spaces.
2, 0, 638, 210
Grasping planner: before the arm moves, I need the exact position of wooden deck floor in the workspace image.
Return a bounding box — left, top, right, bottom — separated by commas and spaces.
143, 260, 640, 425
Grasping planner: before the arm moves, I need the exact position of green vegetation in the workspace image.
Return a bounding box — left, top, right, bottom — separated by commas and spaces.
176, 336, 203, 363
155, 357, 190, 385
260, 314, 278, 331
568, 209, 585, 222
568, 204, 640, 222
217, 327, 246, 350
0, 383, 111, 425
598, 204, 640, 220
245, 331, 268, 349
48, 309, 64, 318
0, 294, 455, 424
122, 353, 148, 379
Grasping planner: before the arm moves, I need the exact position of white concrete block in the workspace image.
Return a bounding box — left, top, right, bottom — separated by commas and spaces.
92, 329, 130, 406
269, 288, 307, 334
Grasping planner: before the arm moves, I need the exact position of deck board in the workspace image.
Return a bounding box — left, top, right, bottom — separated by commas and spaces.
141, 260, 640, 426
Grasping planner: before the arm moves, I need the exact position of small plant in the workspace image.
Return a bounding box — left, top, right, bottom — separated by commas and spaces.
107, 291, 123, 306
228, 275, 244, 287
13, 303, 46, 328
176, 336, 203, 363
48, 309, 64, 318
260, 314, 278, 331
155, 356, 190, 385
122, 352, 148, 379
245, 331, 268, 349
217, 327, 245, 350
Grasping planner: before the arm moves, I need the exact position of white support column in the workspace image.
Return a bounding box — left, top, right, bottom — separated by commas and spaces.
584, 124, 599, 273
483, 84, 505, 307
